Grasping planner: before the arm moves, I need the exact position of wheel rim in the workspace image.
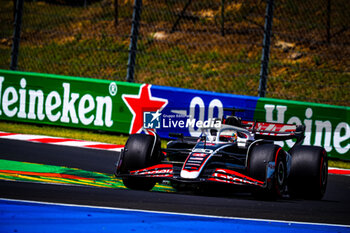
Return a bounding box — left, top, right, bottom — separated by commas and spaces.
277, 161, 285, 186
321, 158, 327, 187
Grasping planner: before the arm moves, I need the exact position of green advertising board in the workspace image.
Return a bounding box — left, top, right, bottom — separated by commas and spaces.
0, 69, 349, 160
254, 98, 350, 160
0, 69, 141, 134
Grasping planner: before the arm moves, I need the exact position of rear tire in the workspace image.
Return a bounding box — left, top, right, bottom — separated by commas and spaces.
288, 146, 328, 200
248, 143, 287, 199
120, 134, 161, 191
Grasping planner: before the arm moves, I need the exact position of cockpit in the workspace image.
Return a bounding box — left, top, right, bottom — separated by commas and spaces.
199, 125, 253, 148
201, 125, 253, 143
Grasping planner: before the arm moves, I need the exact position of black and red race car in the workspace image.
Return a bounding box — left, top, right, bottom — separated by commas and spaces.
115, 112, 328, 200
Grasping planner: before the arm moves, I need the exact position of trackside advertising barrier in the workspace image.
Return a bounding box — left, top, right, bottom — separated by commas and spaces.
0, 70, 349, 160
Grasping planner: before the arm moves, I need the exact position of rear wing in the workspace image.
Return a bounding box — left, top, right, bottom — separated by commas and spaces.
241, 120, 305, 142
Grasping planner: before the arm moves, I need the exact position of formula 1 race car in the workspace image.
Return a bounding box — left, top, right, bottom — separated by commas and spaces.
115, 111, 328, 200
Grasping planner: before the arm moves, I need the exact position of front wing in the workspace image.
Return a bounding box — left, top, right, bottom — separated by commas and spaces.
117, 164, 265, 188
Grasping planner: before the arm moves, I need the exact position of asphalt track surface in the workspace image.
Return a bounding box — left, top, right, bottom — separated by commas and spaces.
0, 138, 349, 225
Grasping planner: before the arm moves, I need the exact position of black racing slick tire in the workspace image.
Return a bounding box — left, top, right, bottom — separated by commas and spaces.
248, 143, 287, 199
120, 134, 161, 191
288, 146, 328, 200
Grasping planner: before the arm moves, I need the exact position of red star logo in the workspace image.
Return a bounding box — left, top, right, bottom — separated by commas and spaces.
122, 84, 168, 134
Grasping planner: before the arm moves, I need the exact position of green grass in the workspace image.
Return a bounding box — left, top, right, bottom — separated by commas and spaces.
329, 160, 350, 170
0, 121, 169, 148
0, 121, 349, 169
0, 121, 128, 145
18, 39, 129, 80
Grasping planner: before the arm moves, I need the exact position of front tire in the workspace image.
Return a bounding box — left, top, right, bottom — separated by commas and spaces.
248, 143, 287, 199
120, 134, 161, 191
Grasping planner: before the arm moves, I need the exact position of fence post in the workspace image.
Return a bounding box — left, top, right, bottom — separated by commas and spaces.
221, 0, 225, 36
10, 0, 24, 71
126, 0, 142, 82
258, 0, 274, 97
114, 0, 119, 26
326, 0, 331, 44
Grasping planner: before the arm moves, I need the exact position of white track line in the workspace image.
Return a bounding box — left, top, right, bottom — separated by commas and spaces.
0, 131, 124, 151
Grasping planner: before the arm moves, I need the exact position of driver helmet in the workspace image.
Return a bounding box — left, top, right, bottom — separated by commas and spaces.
220, 130, 237, 143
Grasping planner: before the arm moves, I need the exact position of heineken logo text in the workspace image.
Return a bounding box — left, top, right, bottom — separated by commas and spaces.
0, 77, 113, 127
